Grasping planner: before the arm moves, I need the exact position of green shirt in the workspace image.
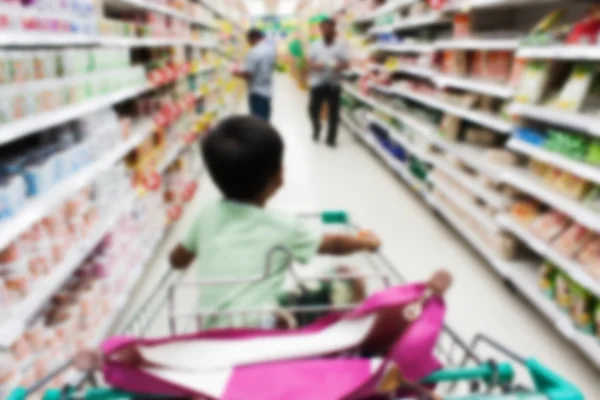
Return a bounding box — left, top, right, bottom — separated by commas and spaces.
182, 200, 322, 315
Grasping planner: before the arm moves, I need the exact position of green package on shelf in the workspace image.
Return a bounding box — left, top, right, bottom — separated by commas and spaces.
586, 139, 600, 165
545, 129, 588, 160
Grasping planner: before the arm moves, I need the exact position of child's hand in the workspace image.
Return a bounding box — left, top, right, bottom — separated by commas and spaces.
358, 230, 381, 252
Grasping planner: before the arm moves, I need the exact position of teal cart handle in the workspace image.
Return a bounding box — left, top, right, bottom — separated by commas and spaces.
423, 362, 515, 386
525, 358, 584, 400
321, 210, 349, 224
7, 388, 27, 400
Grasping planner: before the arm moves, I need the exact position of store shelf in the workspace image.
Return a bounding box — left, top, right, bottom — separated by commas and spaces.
435, 38, 520, 50
369, 12, 449, 34
507, 139, 600, 185
443, 0, 562, 11
498, 215, 600, 297
342, 85, 508, 181
370, 43, 434, 54
501, 169, 600, 232
427, 194, 514, 277
0, 33, 97, 46
508, 102, 600, 137
353, 0, 419, 24
392, 65, 436, 80
0, 84, 150, 145
0, 193, 136, 349
376, 84, 513, 133
0, 34, 216, 48
434, 74, 514, 99
431, 155, 510, 209
508, 263, 600, 368
106, 0, 216, 29
369, 115, 435, 163
342, 84, 378, 108
431, 175, 499, 232
0, 119, 154, 252
344, 119, 427, 197
428, 195, 600, 368
517, 45, 600, 60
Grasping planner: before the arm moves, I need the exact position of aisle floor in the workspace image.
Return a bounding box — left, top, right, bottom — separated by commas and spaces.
130, 75, 598, 397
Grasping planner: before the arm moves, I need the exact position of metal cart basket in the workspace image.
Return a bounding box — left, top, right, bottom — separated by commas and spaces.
8, 212, 584, 400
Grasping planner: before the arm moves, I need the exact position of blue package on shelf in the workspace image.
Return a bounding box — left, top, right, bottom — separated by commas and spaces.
389, 141, 407, 162
514, 127, 546, 146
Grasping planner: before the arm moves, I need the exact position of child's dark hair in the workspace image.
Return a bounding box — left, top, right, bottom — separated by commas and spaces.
202, 115, 284, 201
247, 28, 264, 42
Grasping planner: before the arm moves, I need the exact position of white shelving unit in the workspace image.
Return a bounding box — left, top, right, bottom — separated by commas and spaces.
501, 169, 600, 232
369, 12, 449, 35
498, 215, 600, 297
373, 84, 513, 133
0, 84, 149, 145
343, 0, 600, 370
508, 102, 600, 137
0, 119, 153, 251
0, 0, 245, 394
0, 192, 136, 348
517, 45, 600, 61
507, 138, 600, 185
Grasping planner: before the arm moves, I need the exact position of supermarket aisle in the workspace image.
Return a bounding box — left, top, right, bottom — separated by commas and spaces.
265, 75, 599, 396
130, 75, 598, 396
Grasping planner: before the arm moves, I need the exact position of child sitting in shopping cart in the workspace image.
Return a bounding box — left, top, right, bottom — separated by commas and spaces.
168, 115, 381, 327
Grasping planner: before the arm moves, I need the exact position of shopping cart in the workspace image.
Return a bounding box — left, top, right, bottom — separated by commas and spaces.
8, 212, 585, 400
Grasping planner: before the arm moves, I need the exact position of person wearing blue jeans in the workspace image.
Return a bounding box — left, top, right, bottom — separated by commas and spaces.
234, 28, 276, 121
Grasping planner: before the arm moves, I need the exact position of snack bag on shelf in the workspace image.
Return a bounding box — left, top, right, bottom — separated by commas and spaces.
542, 166, 564, 188
545, 128, 589, 160
552, 223, 594, 257
514, 61, 551, 104
553, 63, 596, 112
585, 139, 600, 165
528, 158, 550, 178
510, 199, 542, 226
569, 281, 595, 334
554, 171, 592, 200
576, 236, 600, 280
538, 262, 557, 298
529, 210, 570, 241
554, 271, 573, 313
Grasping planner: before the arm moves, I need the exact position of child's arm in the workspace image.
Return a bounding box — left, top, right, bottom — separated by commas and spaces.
317, 231, 380, 255
169, 244, 196, 270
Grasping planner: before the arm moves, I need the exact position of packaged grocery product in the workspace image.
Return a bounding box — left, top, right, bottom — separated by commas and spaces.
465, 128, 496, 146
542, 166, 563, 188
453, 13, 471, 38
554, 271, 572, 313
554, 171, 592, 200
514, 61, 551, 104
484, 149, 518, 165
486, 51, 513, 82
439, 114, 461, 141
576, 236, 600, 280
553, 223, 594, 257
538, 262, 557, 298
510, 199, 542, 225
569, 281, 595, 334
529, 210, 570, 241
545, 128, 588, 160
554, 63, 595, 112
528, 159, 550, 178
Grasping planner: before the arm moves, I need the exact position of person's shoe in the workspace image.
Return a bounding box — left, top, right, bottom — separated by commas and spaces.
326, 140, 337, 148
312, 131, 320, 142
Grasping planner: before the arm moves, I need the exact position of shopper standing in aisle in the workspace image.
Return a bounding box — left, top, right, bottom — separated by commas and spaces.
233, 28, 276, 121
308, 18, 349, 147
